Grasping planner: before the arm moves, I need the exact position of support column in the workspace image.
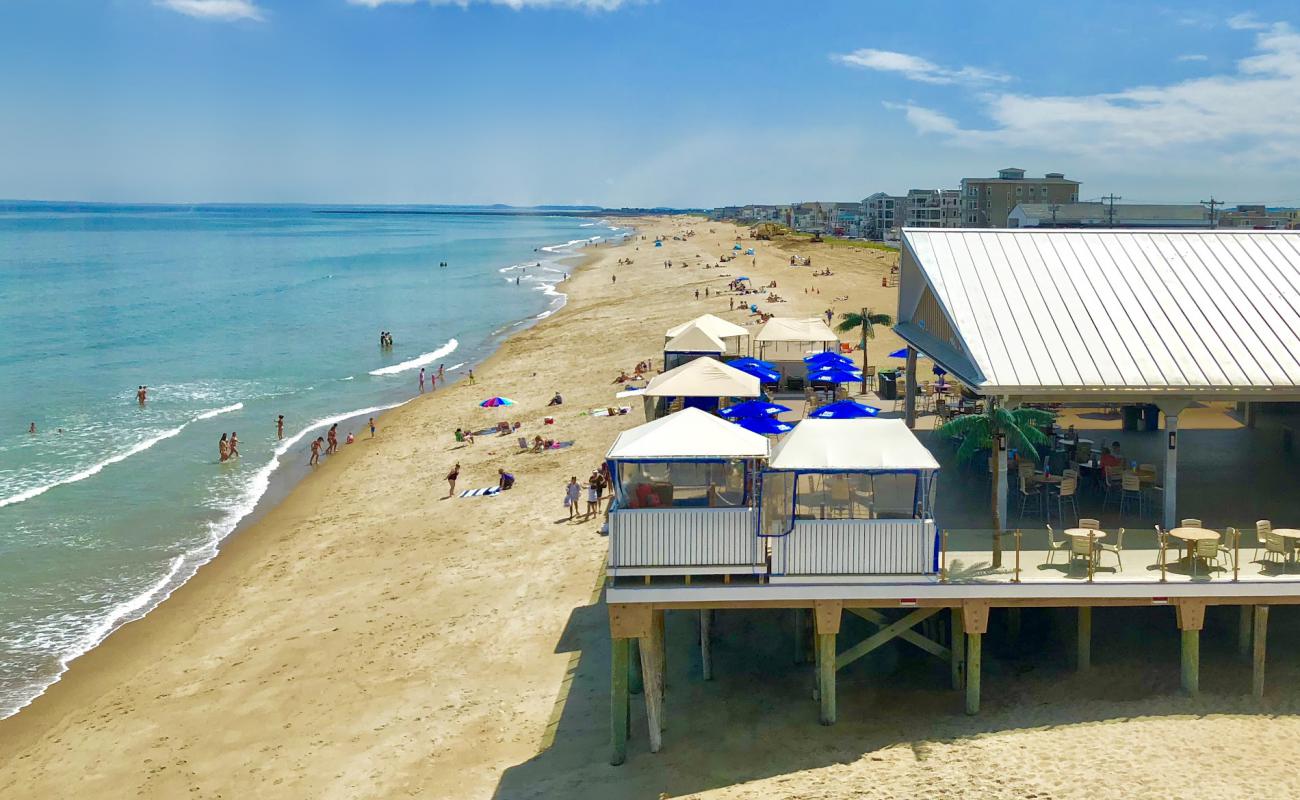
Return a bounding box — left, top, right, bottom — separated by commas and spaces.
904, 346, 918, 429
814, 601, 841, 726
995, 424, 1010, 547
793, 608, 806, 664
1157, 400, 1189, 530
1245, 402, 1258, 429
1238, 605, 1252, 660
610, 637, 630, 766
638, 631, 664, 751
1177, 600, 1205, 696
950, 607, 965, 690
655, 610, 667, 692
963, 602, 989, 715
699, 610, 713, 681
1253, 605, 1269, 698
609, 604, 657, 754
629, 640, 643, 695
1077, 607, 1092, 672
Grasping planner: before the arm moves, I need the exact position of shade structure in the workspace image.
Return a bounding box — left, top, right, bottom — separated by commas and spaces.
769, 418, 940, 471
665, 313, 748, 342
664, 324, 726, 355
808, 399, 881, 419
734, 416, 794, 435
607, 406, 770, 460
718, 400, 791, 419
809, 368, 863, 383
642, 356, 761, 398
479, 396, 515, 407
804, 352, 854, 367
726, 358, 781, 383
933, 365, 948, 376
754, 317, 840, 345
735, 276, 750, 281
889, 348, 909, 359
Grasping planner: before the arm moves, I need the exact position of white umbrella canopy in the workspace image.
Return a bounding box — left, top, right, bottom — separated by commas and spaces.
664, 324, 726, 354
665, 313, 748, 341
754, 317, 840, 344
606, 407, 770, 460
768, 418, 940, 471
642, 357, 761, 398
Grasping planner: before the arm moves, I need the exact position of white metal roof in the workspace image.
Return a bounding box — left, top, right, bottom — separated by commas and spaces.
754, 317, 841, 344
897, 229, 1300, 398
768, 419, 939, 471
665, 313, 749, 341
642, 356, 761, 398
606, 407, 770, 460
663, 324, 726, 354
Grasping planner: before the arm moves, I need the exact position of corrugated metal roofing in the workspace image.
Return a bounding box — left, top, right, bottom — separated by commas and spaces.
897, 229, 1300, 396
1016, 203, 1208, 223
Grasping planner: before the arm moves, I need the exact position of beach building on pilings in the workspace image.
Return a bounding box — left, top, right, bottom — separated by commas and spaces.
604, 228, 1300, 764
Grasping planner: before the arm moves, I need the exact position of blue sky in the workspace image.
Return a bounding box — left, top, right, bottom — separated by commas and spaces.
3, 1, 1300, 207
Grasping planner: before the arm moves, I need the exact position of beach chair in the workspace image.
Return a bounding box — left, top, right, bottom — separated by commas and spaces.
1097, 527, 1126, 570
1192, 537, 1220, 577
1255, 520, 1273, 561
1044, 524, 1068, 565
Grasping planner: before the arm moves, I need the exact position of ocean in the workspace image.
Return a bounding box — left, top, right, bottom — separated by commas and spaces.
0, 202, 627, 718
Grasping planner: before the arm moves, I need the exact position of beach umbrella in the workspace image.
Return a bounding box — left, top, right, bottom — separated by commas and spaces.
729, 355, 775, 369
888, 347, 909, 359
479, 396, 515, 407
808, 361, 863, 377
809, 399, 881, 419
735, 276, 750, 281
804, 352, 854, 367
718, 400, 791, 419
933, 365, 948, 376
809, 368, 864, 383
733, 244, 742, 250
734, 416, 794, 435
726, 360, 781, 384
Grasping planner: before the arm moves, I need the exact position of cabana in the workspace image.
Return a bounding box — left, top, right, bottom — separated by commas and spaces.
641, 356, 760, 419
663, 324, 726, 370
761, 419, 940, 581
605, 408, 770, 578
665, 314, 749, 356
754, 317, 842, 388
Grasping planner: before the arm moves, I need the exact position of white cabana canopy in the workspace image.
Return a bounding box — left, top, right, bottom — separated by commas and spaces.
664, 324, 726, 354
768, 419, 940, 471
606, 407, 770, 460
754, 317, 840, 345
642, 357, 761, 398
665, 313, 748, 342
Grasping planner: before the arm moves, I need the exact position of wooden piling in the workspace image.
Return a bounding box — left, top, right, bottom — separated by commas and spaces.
638, 632, 663, 752
629, 639, 643, 695
965, 632, 982, 715
610, 637, 630, 765
1180, 630, 1200, 696
817, 633, 837, 725
1253, 605, 1269, 699
1238, 605, 1252, 660
655, 610, 667, 692
950, 608, 965, 690
699, 610, 713, 681
793, 608, 806, 664
1077, 606, 1092, 671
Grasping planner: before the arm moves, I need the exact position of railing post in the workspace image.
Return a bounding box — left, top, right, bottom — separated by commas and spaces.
1159, 527, 1167, 583
940, 528, 949, 582
1013, 529, 1022, 583
1233, 528, 1240, 582
1087, 532, 1096, 583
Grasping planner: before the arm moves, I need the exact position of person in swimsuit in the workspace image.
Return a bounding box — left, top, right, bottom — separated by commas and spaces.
276, 415, 284, 440
219, 433, 230, 463
565, 476, 581, 520
309, 437, 322, 466
229, 432, 240, 458
327, 424, 338, 455
446, 462, 460, 497
28, 422, 36, 434
369, 417, 376, 438
585, 472, 600, 518
438, 364, 445, 381
419, 368, 426, 394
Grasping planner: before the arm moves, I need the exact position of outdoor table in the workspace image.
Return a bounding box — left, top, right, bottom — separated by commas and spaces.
1169, 527, 1220, 564
1272, 529, 1300, 565
1064, 527, 1106, 540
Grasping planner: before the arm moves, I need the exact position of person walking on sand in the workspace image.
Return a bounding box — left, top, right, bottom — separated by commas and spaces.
327, 423, 338, 455
564, 476, 581, 520
468, 370, 475, 385
276, 415, 284, 440
229, 432, 240, 459
219, 433, 230, 463
368, 417, 376, 438
446, 462, 460, 497
309, 436, 322, 466
585, 472, 600, 519
419, 367, 426, 394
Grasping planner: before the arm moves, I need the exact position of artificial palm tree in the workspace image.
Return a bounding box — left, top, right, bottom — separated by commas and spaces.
939, 400, 1055, 566
836, 308, 893, 393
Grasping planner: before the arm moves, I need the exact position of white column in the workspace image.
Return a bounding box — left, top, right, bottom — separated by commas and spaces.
995, 430, 1009, 529
904, 346, 918, 429
1156, 399, 1189, 530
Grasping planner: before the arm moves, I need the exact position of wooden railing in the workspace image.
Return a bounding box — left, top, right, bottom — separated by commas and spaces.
770, 519, 937, 577
607, 508, 762, 572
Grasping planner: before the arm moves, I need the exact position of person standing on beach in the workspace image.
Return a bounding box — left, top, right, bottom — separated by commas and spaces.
276, 415, 284, 440
585, 472, 600, 519
446, 462, 460, 497
468, 370, 475, 385
137, 385, 147, 405
368, 417, 376, 438
219, 433, 229, 463
564, 477, 581, 520
327, 424, 338, 454
419, 367, 426, 394
309, 437, 322, 466
438, 364, 445, 381
229, 432, 240, 458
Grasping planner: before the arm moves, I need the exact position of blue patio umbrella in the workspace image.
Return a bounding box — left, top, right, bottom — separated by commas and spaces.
730, 355, 775, 369
809, 399, 881, 419
808, 362, 863, 378
735, 276, 750, 281
718, 400, 792, 419
734, 416, 794, 435
809, 368, 864, 383
888, 347, 909, 359
933, 365, 948, 376
804, 352, 854, 366
726, 359, 781, 384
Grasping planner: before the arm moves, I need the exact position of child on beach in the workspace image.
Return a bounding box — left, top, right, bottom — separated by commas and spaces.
309, 437, 323, 466
369, 417, 376, 438
446, 462, 460, 497
564, 476, 582, 519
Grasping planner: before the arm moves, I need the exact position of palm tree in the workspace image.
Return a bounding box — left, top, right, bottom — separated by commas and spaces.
939, 401, 1055, 566
836, 308, 893, 393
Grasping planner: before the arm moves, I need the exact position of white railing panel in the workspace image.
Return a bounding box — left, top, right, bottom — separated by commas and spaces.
771, 519, 936, 575
609, 508, 761, 568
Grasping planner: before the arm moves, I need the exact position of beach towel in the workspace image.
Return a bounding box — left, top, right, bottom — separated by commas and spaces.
459, 487, 501, 498
591, 406, 632, 417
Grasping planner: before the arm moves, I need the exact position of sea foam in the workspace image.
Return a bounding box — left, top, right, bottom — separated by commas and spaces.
367, 338, 459, 376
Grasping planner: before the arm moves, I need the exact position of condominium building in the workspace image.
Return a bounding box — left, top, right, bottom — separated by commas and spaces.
903, 189, 962, 228
960, 168, 1080, 228
863, 192, 904, 240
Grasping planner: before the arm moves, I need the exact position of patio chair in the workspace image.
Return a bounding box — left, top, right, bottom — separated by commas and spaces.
1079, 517, 1101, 530
1069, 532, 1098, 573
1102, 466, 1122, 510
1097, 526, 1126, 570
1192, 536, 1220, 577
1262, 530, 1290, 569
1255, 520, 1273, 561
1155, 525, 1170, 568
1119, 472, 1144, 517
1181, 518, 1203, 528
1053, 475, 1080, 521
1044, 524, 1068, 565
1017, 474, 1043, 519
1218, 527, 1239, 571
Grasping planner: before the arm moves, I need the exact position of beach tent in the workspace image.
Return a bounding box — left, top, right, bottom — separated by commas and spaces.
663, 324, 727, 369
770, 418, 940, 471
664, 314, 749, 356
606, 406, 769, 461
733, 244, 742, 250
654, 241, 663, 247
479, 396, 515, 407
754, 317, 840, 351
643, 357, 761, 399
745, 248, 755, 255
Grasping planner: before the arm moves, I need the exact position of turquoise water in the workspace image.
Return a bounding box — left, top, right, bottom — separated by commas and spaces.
0, 203, 625, 717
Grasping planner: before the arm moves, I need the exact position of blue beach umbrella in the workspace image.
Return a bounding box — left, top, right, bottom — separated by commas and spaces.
933, 365, 948, 376
734, 416, 795, 435
804, 352, 854, 367
808, 362, 863, 378
718, 400, 792, 419
735, 276, 750, 281
809, 399, 881, 419
726, 359, 781, 384
888, 347, 909, 359
809, 368, 864, 383
730, 355, 775, 369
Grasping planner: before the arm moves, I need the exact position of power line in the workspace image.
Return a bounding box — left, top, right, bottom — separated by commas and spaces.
1201, 196, 1224, 229
1100, 193, 1122, 226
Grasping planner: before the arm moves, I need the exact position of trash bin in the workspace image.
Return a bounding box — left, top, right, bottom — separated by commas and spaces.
877, 371, 898, 401
1143, 404, 1161, 431
1121, 405, 1142, 431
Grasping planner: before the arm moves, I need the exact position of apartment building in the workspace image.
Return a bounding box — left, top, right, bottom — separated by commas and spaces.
903, 189, 962, 228
1009, 202, 1209, 228
960, 168, 1080, 228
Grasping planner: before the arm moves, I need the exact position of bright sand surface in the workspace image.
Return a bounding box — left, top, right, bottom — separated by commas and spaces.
4, 219, 1300, 799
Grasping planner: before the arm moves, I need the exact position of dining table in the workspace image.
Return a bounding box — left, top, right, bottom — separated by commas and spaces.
1271, 528, 1300, 566
1169, 526, 1220, 564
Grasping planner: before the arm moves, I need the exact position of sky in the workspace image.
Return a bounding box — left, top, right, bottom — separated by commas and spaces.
3, 0, 1300, 207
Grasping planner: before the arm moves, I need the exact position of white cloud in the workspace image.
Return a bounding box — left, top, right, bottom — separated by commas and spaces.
882, 21, 1300, 166
348, 0, 630, 9
1227, 13, 1269, 31
832, 48, 1009, 85
156, 0, 264, 21
1175, 53, 1209, 62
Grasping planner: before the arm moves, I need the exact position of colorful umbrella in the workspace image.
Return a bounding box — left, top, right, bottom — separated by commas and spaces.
809, 399, 881, 419
718, 400, 792, 419
734, 416, 794, 435
479, 396, 515, 407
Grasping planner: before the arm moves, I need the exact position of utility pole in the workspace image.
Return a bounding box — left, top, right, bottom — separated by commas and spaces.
1049, 203, 1061, 227
1201, 196, 1223, 229
1100, 193, 1123, 226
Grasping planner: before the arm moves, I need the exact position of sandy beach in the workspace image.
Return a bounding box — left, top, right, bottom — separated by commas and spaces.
4, 218, 1300, 800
